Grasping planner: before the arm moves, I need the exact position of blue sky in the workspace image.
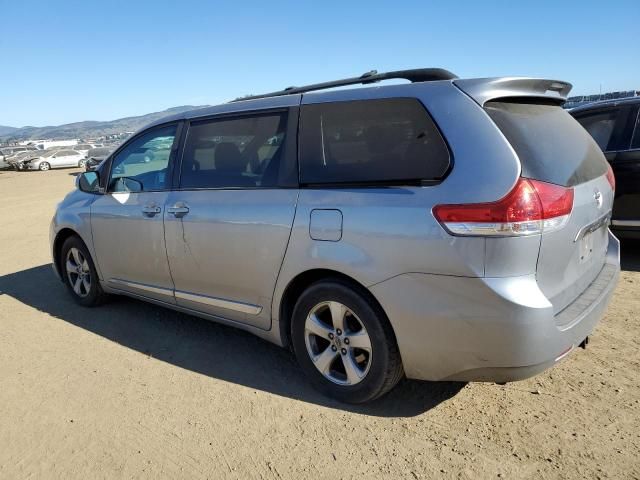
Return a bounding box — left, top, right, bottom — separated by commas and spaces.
1, 0, 638, 127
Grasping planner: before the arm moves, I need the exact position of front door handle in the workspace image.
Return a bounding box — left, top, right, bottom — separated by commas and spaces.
167, 203, 190, 218
141, 205, 161, 217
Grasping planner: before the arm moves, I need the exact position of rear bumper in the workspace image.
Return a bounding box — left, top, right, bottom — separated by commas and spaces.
370, 230, 620, 382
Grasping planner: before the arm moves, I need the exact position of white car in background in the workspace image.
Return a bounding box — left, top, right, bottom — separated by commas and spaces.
19, 149, 86, 171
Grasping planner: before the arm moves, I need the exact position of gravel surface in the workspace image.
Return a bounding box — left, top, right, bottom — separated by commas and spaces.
1, 167, 638, 479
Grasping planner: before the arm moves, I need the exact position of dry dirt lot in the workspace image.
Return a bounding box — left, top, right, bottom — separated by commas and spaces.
0, 167, 639, 479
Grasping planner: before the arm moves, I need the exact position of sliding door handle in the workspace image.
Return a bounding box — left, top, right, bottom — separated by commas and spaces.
167, 203, 190, 218
141, 205, 161, 217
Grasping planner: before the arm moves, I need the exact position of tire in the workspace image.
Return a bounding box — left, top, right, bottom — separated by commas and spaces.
291, 280, 403, 403
39, 162, 50, 171
78, 159, 87, 168
60, 236, 107, 307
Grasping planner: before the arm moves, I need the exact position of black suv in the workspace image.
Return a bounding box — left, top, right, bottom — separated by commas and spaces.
571, 97, 640, 238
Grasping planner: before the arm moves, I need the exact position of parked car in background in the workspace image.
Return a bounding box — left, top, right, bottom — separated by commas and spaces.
5, 150, 39, 167
73, 143, 95, 156
84, 147, 112, 171
16, 149, 86, 170
52, 69, 619, 403
571, 97, 640, 238
0, 145, 39, 168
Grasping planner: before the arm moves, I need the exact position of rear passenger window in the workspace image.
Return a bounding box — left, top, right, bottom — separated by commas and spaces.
180, 112, 288, 189
299, 98, 450, 185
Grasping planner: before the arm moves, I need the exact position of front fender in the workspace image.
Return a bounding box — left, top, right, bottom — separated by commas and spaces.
51, 189, 101, 280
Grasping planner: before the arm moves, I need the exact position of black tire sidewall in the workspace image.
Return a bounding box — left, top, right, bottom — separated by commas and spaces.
60, 236, 103, 307
291, 280, 397, 404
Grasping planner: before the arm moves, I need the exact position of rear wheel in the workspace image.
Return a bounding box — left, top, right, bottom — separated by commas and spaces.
291, 280, 403, 403
78, 159, 87, 168
39, 162, 50, 171
61, 236, 107, 307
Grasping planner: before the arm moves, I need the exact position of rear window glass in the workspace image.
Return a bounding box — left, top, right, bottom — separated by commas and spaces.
485, 100, 607, 187
300, 98, 450, 185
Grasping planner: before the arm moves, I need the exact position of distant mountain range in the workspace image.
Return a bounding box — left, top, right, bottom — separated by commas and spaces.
0, 125, 18, 136
0, 105, 208, 142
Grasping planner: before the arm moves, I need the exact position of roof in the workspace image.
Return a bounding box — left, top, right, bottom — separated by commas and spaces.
142, 69, 574, 132
569, 95, 640, 113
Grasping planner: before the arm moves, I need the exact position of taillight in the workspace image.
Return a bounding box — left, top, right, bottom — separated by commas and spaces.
433, 178, 574, 236
605, 164, 615, 192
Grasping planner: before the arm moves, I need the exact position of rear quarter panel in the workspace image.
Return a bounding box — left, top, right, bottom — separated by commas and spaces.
271, 81, 523, 331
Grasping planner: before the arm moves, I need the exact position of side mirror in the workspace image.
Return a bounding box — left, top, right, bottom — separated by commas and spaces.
78, 171, 100, 193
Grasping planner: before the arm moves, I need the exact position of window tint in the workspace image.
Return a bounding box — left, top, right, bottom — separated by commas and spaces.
180, 112, 287, 189
573, 106, 636, 152
486, 100, 607, 187
108, 124, 176, 192
632, 109, 640, 149
299, 98, 450, 185
574, 110, 618, 151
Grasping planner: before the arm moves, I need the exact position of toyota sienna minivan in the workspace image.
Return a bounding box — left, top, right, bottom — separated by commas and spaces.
51, 69, 620, 403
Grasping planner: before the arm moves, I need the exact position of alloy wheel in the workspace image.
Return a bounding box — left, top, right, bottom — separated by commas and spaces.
65, 247, 91, 298
304, 301, 372, 386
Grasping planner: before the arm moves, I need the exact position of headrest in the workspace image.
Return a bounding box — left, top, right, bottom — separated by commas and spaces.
215, 142, 245, 173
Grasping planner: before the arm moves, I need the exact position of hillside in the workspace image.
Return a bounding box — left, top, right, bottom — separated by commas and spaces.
0, 125, 18, 136
0, 105, 208, 142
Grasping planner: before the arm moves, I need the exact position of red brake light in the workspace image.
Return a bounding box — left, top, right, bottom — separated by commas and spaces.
433, 178, 573, 236
605, 164, 615, 192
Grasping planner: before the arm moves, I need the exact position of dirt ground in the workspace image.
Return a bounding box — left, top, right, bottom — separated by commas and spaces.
0, 167, 638, 479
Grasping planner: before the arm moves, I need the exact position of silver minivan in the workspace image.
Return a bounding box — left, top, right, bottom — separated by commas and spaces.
50, 69, 620, 403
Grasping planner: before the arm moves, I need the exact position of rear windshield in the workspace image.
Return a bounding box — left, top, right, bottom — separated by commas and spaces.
485, 100, 607, 187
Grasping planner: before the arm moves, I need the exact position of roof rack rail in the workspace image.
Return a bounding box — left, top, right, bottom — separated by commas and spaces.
231, 68, 457, 102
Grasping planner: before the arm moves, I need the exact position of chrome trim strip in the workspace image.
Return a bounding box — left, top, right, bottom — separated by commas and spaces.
611, 220, 640, 227
108, 278, 173, 297
175, 290, 262, 315
573, 211, 612, 242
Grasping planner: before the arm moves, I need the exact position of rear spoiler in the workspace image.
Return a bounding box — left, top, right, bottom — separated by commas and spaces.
453, 77, 572, 106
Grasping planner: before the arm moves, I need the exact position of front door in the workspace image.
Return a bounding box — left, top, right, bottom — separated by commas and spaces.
91, 123, 179, 303
163, 110, 298, 329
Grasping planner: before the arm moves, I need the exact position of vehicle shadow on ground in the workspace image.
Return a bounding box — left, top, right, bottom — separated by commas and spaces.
620, 239, 640, 272
0, 264, 464, 417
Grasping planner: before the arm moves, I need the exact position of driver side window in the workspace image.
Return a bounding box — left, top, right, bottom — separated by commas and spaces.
108, 124, 177, 192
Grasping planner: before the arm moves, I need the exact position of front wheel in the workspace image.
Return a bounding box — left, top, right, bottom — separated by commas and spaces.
61, 236, 107, 307
39, 162, 50, 171
78, 159, 87, 168
291, 280, 403, 403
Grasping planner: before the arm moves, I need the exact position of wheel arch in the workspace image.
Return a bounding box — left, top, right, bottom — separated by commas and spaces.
276, 268, 394, 349
53, 228, 86, 281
